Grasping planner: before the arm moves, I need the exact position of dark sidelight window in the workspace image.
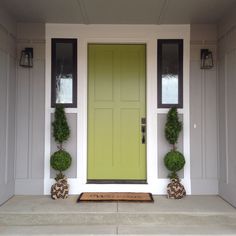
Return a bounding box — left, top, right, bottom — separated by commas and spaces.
157, 39, 183, 108
51, 38, 77, 107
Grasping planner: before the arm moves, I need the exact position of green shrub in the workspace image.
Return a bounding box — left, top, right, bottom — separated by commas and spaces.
50, 150, 72, 172
164, 150, 185, 178
165, 108, 182, 146
52, 105, 70, 146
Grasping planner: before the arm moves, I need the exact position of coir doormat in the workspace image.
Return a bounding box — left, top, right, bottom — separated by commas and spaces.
77, 192, 153, 202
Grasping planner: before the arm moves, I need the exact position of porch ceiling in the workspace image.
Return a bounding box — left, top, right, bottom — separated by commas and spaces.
1, 0, 236, 24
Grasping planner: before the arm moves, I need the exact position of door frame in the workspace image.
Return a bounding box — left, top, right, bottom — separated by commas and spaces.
83, 39, 156, 193
44, 24, 191, 195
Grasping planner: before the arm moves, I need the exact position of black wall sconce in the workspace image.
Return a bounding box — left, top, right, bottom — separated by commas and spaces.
200, 49, 213, 69
19, 48, 33, 68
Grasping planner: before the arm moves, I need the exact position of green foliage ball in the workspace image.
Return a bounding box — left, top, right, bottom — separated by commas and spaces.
165, 108, 182, 145
50, 150, 72, 172
52, 105, 70, 145
164, 150, 185, 173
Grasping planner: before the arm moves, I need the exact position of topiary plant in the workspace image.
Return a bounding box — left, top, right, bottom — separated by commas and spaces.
50, 105, 72, 181
165, 107, 182, 149
164, 107, 185, 180
51, 150, 72, 181
52, 104, 70, 149
164, 150, 185, 179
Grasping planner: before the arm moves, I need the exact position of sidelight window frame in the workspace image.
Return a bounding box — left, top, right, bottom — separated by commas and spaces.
157, 39, 183, 108
51, 38, 77, 108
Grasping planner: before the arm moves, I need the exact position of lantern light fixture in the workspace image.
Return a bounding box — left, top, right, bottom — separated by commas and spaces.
19, 47, 33, 68
200, 49, 213, 69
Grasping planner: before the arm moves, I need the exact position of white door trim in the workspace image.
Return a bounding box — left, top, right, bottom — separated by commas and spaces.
44, 24, 191, 195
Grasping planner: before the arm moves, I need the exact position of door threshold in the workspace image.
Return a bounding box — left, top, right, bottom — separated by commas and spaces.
87, 180, 147, 184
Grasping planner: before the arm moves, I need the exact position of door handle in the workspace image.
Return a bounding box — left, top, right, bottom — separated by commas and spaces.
141, 117, 146, 144
142, 133, 146, 144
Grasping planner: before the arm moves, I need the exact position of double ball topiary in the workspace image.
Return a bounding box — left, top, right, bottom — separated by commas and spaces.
51, 105, 71, 181
164, 107, 185, 180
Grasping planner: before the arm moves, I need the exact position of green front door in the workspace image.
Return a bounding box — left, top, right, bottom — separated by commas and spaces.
88, 44, 146, 181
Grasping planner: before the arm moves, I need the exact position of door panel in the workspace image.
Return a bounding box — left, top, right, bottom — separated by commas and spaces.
88, 44, 146, 180
120, 109, 145, 179
120, 50, 140, 101
94, 50, 114, 101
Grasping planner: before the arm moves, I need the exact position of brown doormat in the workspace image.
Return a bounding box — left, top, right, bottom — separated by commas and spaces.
77, 192, 153, 202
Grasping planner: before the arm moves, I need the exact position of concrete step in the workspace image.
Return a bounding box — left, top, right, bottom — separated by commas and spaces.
1, 211, 236, 226
1, 196, 236, 235
1, 224, 236, 235
0, 225, 117, 235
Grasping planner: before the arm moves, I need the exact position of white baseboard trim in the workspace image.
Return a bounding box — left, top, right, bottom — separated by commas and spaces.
219, 181, 236, 207
191, 179, 218, 194
0, 181, 15, 205
15, 178, 219, 195
15, 179, 44, 195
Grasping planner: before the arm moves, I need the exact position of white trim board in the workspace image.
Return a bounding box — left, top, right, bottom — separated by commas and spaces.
44, 24, 191, 195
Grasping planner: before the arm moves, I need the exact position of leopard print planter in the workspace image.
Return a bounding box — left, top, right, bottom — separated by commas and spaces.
167, 178, 186, 199
51, 177, 69, 200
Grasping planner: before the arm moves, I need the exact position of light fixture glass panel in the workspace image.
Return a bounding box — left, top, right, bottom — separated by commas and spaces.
19, 48, 33, 68
201, 49, 213, 69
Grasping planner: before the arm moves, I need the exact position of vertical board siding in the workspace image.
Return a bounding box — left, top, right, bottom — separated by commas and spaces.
15, 67, 30, 179
0, 28, 16, 204
190, 60, 203, 179
7, 55, 16, 182
190, 35, 218, 194
204, 69, 218, 179
225, 50, 236, 186
218, 57, 227, 184
31, 59, 45, 179
218, 15, 236, 206
0, 50, 8, 187
218, 34, 236, 207
15, 39, 45, 194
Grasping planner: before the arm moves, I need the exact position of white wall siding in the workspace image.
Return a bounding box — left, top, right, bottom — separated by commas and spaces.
0, 12, 16, 205
190, 25, 218, 194
15, 23, 45, 195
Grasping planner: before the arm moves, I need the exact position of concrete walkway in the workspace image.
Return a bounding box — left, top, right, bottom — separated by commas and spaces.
0, 195, 236, 235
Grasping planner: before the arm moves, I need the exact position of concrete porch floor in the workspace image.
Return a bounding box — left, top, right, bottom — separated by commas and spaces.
0, 195, 236, 235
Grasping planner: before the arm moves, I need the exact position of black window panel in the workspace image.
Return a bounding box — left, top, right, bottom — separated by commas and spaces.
51, 38, 77, 107
158, 39, 183, 108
